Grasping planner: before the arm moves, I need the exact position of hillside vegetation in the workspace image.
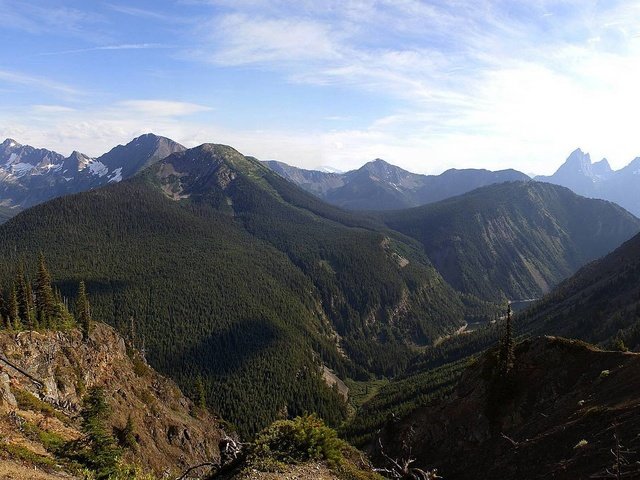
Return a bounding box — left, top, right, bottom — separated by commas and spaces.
0, 144, 470, 437
381, 181, 640, 301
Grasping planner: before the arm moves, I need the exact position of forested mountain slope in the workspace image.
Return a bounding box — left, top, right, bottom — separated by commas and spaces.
0, 143, 469, 436
519, 228, 640, 349
380, 181, 640, 301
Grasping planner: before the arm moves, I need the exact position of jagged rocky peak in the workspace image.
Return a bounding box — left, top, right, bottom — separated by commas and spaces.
1, 138, 21, 149
619, 156, 640, 174
555, 147, 593, 176
592, 157, 612, 177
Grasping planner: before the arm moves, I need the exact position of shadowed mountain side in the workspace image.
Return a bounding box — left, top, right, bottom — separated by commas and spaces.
376, 337, 640, 480
380, 181, 640, 301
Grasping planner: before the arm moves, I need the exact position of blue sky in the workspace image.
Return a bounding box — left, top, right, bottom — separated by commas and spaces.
2, 0, 640, 174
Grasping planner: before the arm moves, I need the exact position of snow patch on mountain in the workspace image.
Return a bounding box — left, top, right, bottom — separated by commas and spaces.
87, 160, 108, 177
11, 162, 35, 177
108, 167, 123, 183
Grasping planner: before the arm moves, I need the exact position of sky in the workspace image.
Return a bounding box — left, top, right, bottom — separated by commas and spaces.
2, 1, 640, 175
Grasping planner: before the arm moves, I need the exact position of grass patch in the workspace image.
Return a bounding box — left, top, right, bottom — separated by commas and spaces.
12, 388, 70, 425
343, 379, 388, 411
0, 441, 57, 469
22, 421, 67, 453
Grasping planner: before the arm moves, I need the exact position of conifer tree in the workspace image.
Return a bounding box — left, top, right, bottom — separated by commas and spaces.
498, 304, 515, 377
76, 281, 92, 339
53, 287, 74, 329
8, 285, 20, 330
15, 265, 32, 330
78, 386, 121, 478
0, 290, 6, 329
121, 414, 137, 450
195, 375, 207, 410
35, 253, 55, 328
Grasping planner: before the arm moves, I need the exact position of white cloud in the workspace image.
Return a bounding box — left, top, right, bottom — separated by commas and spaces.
117, 100, 213, 117
201, 14, 341, 65
39, 43, 173, 56
178, 0, 640, 174
30, 104, 78, 114
0, 69, 85, 96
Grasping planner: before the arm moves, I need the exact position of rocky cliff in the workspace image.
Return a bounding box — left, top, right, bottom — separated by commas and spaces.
0, 323, 228, 478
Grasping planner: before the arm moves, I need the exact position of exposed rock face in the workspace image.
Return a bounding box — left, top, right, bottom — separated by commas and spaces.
377, 337, 640, 480
0, 323, 228, 476
0, 134, 185, 214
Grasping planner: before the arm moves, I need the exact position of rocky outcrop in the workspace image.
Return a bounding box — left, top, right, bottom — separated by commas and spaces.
0, 323, 229, 476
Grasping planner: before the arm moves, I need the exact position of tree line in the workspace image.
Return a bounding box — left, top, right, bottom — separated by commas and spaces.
0, 253, 92, 337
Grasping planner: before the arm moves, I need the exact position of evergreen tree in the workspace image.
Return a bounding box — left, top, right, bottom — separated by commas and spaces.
15, 264, 32, 330
8, 285, 19, 330
498, 304, 515, 377
35, 253, 55, 328
0, 290, 6, 329
120, 414, 137, 450
195, 375, 207, 410
78, 386, 121, 479
76, 281, 92, 339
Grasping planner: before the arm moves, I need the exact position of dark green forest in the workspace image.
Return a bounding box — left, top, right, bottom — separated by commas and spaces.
0, 144, 478, 436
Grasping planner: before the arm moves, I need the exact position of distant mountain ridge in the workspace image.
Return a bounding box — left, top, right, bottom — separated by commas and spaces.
379, 181, 640, 301
0, 133, 185, 212
536, 148, 640, 216
264, 159, 530, 210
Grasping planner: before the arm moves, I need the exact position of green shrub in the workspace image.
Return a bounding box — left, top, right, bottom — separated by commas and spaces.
0, 441, 57, 468
12, 388, 69, 424
250, 414, 342, 470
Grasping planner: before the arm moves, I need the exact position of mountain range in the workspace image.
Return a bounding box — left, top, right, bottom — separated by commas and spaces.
536, 148, 640, 217
265, 158, 530, 210
5, 136, 640, 222
0, 134, 185, 212
0, 142, 474, 436
2, 133, 640, 477
1, 138, 639, 439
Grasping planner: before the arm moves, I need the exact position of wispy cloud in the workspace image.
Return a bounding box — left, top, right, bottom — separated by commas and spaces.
5, 1, 640, 174
107, 3, 192, 24
184, 0, 640, 172
0, 70, 84, 96
0, 0, 108, 41
117, 100, 213, 117
30, 105, 77, 114
39, 43, 174, 56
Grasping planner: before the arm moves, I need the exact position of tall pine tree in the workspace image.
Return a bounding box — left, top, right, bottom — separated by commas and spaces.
76, 281, 92, 339
498, 304, 515, 377
15, 264, 32, 330
8, 285, 20, 330
35, 253, 55, 328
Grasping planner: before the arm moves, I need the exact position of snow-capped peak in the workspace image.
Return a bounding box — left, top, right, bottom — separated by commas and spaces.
1, 138, 20, 149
